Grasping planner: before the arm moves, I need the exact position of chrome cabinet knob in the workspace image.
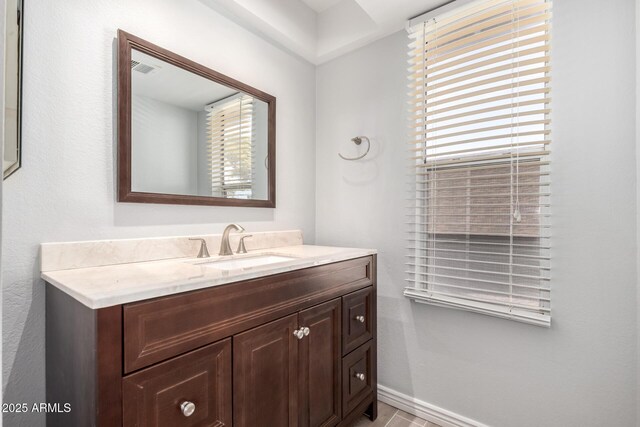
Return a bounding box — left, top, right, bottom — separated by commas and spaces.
355, 372, 365, 381
293, 329, 305, 340
355, 315, 365, 323
180, 401, 196, 417
302, 327, 310, 336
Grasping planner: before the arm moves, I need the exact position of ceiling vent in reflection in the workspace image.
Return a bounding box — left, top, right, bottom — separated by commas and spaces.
130, 60, 157, 74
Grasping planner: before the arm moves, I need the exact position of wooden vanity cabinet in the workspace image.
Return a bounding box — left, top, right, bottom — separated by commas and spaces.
298, 299, 342, 427
233, 314, 300, 427
46, 255, 377, 427
233, 299, 344, 427
123, 339, 232, 427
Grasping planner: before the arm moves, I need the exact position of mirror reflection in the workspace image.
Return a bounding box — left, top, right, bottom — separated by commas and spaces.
130, 49, 269, 200
3, 0, 23, 179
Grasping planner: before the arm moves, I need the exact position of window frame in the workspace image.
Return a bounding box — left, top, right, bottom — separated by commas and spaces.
404, 0, 552, 327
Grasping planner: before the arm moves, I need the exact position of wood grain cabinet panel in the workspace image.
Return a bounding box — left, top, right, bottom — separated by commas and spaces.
122, 339, 232, 427
342, 287, 373, 355
123, 256, 373, 372
233, 314, 300, 427
341, 340, 373, 417
298, 299, 342, 427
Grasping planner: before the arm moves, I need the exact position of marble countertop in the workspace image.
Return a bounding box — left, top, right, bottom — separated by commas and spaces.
41, 245, 376, 309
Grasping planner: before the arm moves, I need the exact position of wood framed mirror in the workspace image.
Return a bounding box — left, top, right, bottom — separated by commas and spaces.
117, 30, 276, 207
4, 0, 24, 179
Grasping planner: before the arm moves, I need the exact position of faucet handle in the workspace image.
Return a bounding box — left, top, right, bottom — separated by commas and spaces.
236, 235, 253, 254
189, 238, 210, 258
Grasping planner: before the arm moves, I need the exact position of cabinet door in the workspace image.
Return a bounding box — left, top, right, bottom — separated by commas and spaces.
233, 314, 299, 427
122, 338, 232, 427
342, 340, 373, 417
342, 287, 373, 355
298, 299, 342, 427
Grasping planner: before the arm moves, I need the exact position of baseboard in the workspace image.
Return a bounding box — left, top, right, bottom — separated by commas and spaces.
378, 385, 489, 427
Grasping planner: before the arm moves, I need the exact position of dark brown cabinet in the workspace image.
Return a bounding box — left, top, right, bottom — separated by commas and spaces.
46, 255, 377, 427
123, 339, 232, 427
233, 298, 343, 427
342, 287, 373, 355
233, 315, 300, 427
298, 299, 342, 427
342, 340, 374, 417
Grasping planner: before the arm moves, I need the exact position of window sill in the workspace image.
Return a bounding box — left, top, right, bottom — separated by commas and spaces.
403, 288, 551, 328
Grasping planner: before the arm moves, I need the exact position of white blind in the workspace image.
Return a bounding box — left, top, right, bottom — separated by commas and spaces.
208, 94, 255, 199
404, 0, 552, 327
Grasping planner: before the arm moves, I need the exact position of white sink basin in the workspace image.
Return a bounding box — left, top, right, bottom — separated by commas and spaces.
196, 254, 296, 270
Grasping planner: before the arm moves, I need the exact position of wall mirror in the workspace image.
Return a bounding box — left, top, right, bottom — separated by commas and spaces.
4, 0, 23, 179
118, 30, 276, 207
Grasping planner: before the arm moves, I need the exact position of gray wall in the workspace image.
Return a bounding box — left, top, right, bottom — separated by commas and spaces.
196, 110, 210, 196
2, 0, 316, 425
636, 0, 640, 420
315, 0, 638, 425
131, 95, 198, 195
253, 100, 269, 200
0, 0, 5, 419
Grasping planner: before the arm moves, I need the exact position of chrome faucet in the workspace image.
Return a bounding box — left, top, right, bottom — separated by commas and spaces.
219, 223, 245, 256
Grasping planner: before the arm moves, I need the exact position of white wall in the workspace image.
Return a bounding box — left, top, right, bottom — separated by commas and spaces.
253, 100, 269, 200
197, 110, 210, 196
131, 95, 198, 195
316, 0, 638, 425
636, 0, 640, 423
0, 0, 5, 422
2, 0, 316, 425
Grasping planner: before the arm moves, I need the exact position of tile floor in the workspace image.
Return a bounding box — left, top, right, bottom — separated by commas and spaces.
353, 401, 441, 427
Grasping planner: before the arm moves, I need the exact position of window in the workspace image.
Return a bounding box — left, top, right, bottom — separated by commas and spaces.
208, 94, 255, 199
405, 0, 552, 326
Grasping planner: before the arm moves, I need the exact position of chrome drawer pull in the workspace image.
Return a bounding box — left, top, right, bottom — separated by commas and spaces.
355, 315, 365, 323
302, 327, 310, 336
180, 401, 196, 417
355, 372, 365, 381
293, 329, 305, 339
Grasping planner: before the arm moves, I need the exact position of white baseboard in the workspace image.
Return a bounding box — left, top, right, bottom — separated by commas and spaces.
378, 385, 490, 427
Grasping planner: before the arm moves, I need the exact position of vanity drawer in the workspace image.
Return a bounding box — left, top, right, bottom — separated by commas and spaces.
341, 340, 373, 417
123, 338, 232, 427
124, 256, 373, 372
342, 286, 373, 355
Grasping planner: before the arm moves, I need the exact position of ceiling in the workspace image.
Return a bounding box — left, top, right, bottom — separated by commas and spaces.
301, 0, 343, 13
199, 0, 450, 64
131, 50, 239, 111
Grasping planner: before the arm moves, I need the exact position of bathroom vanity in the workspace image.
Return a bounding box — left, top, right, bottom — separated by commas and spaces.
42, 232, 377, 427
